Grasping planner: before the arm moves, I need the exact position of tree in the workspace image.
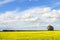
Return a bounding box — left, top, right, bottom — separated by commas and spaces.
47, 25, 54, 30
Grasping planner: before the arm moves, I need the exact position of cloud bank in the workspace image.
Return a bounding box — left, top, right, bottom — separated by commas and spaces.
0, 7, 60, 30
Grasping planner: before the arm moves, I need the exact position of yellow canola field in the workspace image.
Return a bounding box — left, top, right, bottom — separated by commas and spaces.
0, 31, 60, 40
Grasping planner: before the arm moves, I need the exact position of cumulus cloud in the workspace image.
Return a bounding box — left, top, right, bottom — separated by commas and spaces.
0, 0, 14, 5
0, 7, 60, 30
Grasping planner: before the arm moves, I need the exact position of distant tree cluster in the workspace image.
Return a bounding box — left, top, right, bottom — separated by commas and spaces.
2, 24, 54, 32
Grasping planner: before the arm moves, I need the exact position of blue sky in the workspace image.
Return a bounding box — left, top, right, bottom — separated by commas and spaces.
0, 0, 60, 30
0, 0, 60, 13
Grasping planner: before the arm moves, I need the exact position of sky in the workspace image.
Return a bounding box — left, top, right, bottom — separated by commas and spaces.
0, 0, 60, 30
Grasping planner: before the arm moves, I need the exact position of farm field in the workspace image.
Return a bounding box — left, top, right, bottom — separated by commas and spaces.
0, 31, 60, 40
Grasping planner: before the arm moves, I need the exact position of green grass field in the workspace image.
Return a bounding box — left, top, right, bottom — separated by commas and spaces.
0, 31, 60, 40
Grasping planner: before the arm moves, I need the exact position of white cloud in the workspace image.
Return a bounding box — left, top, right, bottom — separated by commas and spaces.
55, 2, 60, 5
0, 7, 60, 30
0, 0, 15, 5
28, 0, 39, 2
19, 0, 39, 3
52, 2, 60, 8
